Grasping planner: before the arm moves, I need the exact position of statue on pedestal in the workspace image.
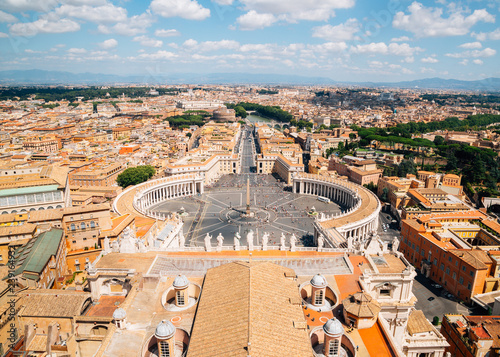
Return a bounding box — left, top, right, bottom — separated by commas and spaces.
204, 233, 212, 252
216, 233, 224, 252
247, 230, 254, 251
234, 232, 241, 251
103, 236, 110, 254
280, 233, 286, 251
290, 233, 297, 252
262, 232, 269, 251
317, 234, 324, 251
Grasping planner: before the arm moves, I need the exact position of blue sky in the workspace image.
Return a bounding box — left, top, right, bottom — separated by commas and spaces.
0, 0, 499, 82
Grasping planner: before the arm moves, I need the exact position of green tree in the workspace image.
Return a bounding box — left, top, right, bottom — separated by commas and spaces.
433, 135, 445, 146
397, 160, 418, 177
381, 187, 389, 202
117, 165, 156, 188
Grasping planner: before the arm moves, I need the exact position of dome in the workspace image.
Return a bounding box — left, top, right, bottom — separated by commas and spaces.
310, 274, 327, 288
155, 320, 175, 340
323, 318, 344, 337
173, 275, 189, 289
112, 308, 126, 320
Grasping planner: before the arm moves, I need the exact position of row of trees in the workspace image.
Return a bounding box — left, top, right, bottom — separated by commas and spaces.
235, 102, 293, 122
225, 103, 248, 118
0, 86, 185, 102
163, 114, 206, 129
117, 165, 155, 188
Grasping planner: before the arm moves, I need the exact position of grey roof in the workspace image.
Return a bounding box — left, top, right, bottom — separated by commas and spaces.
155, 320, 175, 340
323, 318, 344, 337
157, 224, 174, 241
10, 228, 63, 280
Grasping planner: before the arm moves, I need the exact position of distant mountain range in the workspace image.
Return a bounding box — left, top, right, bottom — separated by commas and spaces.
1, 69, 500, 91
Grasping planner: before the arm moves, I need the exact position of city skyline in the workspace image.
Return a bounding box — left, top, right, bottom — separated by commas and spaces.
0, 0, 500, 82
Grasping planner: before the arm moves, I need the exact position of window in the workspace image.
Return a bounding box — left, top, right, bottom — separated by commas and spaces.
90, 221, 95, 228
81, 222, 86, 230
462, 266, 466, 272
459, 277, 464, 284
71, 223, 75, 231
470, 270, 474, 277
176, 291, 185, 306
315, 290, 324, 305
433, 258, 437, 266
380, 289, 391, 297
440, 263, 444, 271
446, 267, 450, 275
159, 341, 170, 357
329, 340, 339, 356
452, 272, 456, 279
467, 283, 472, 290
448, 256, 452, 262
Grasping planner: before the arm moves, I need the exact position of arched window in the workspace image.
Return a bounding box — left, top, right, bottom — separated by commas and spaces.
315, 290, 324, 305
176, 291, 185, 306
90, 221, 95, 228
71, 223, 76, 231
159, 341, 170, 357
329, 339, 339, 356
81, 222, 86, 230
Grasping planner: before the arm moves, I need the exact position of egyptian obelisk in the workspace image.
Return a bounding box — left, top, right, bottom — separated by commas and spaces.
246, 177, 251, 215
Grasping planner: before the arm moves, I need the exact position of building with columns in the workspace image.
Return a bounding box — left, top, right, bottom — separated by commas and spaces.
292, 173, 380, 248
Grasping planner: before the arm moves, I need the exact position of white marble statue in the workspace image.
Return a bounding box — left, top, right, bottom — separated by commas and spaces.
391, 236, 400, 253
234, 232, 240, 251
317, 234, 324, 251
178, 230, 185, 249
204, 233, 212, 252
103, 236, 110, 254
247, 230, 254, 251
119, 227, 138, 254
262, 232, 269, 251
216, 233, 224, 252
290, 233, 297, 252
147, 232, 155, 248
280, 233, 286, 251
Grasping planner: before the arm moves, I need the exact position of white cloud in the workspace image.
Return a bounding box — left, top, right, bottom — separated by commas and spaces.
213, 0, 233, 4
308, 42, 347, 53
0, 10, 17, 23
391, 36, 410, 42
312, 18, 360, 42
421, 56, 438, 63
67, 47, 87, 54
446, 47, 496, 58
55, 4, 127, 23
472, 28, 500, 41
473, 59, 483, 65
182, 39, 240, 52
402, 56, 414, 63
155, 29, 180, 37
0, 32, 8, 38
0, 0, 58, 12
393, 2, 495, 37
97, 12, 154, 36
9, 18, 80, 36
136, 50, 178, 60
238, 0, 355, 22
420, 66, 435, 73
351, 42, 423, 56
459, 41, 482, 49
236, 11, 277, 30
98, 38, 117, 49
150, 0, 210, 20
133, 35, 163, 48
459, 59, 468, 65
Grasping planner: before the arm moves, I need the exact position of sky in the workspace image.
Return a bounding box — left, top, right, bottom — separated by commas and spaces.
0, 0, 500, 82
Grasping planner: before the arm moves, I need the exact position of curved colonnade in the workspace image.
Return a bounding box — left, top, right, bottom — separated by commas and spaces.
113, 174, 204, 219
292, 173, 381, 248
